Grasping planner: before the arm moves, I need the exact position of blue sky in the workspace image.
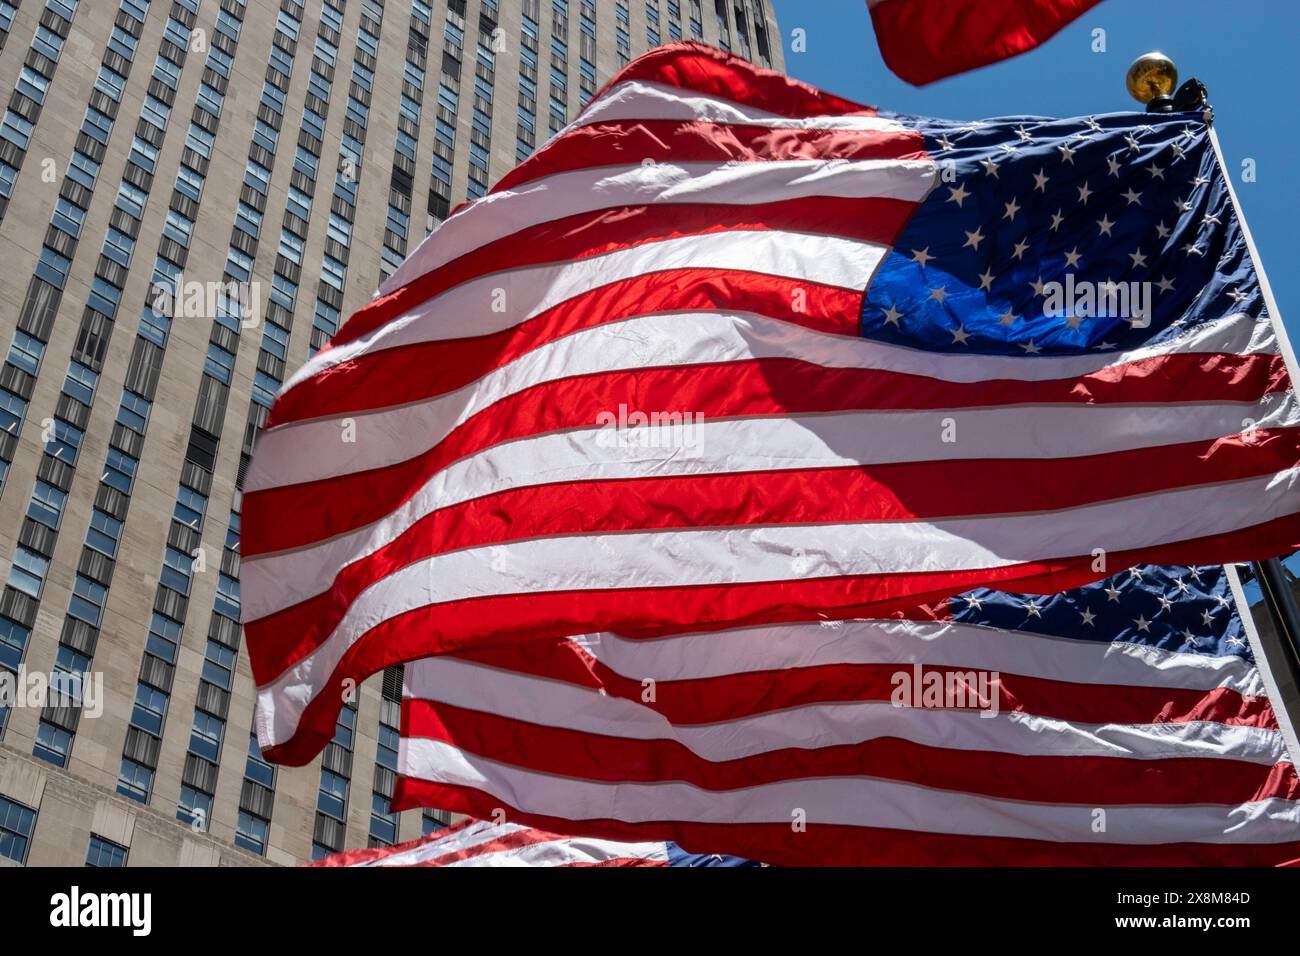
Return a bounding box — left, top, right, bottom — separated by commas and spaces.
771, 0, 1300, 340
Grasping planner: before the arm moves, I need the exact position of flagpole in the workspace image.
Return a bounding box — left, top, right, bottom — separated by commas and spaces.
1127, 52, 1300, 733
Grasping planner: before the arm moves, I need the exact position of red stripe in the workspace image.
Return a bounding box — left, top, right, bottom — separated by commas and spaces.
447, 642, 1280, 729
403, 699, 1299, 806
584, 41, 876, 121
327, 195, 912, 351
392, 779, 1300, 866
244, 430, 1300, 678
267, 271, 864, 429
245, 352, 1289, 556
493, 120, 927, 195
256, 511, 1300, 767
870, 0, 1105, 86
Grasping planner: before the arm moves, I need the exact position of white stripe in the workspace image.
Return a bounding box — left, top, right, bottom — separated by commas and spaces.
402, 654, 1286, 764
568, 79, 899, 133
377, 157, 934, 298
567, 619, 1267, 698
400, 737, 1300, 844
253, 468, 1300, 747
285, 230, 882, 393
243, 392, 1300, 620
252, 308, 1282, 491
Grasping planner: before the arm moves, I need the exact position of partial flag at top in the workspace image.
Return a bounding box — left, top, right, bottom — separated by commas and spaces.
243, 43, 1300, 765
868, 0, 1104, 85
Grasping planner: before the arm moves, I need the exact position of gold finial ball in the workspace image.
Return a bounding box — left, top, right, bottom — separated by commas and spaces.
1126, 52, 1178, 104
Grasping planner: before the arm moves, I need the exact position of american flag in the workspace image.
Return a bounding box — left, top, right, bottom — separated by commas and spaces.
242, 43, 1300, 764
308, 817, 758, 868
392, 565, 1300, 866
867, 0, 1105, 86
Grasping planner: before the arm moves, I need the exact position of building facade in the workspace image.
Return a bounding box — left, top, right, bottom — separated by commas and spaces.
0, 0, 783, 866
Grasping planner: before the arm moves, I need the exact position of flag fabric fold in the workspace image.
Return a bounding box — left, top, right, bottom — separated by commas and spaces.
307, 817, 758, 867
867, 0, 1105, 86
243, 42, 1300, 765
392, 566, 1300, 866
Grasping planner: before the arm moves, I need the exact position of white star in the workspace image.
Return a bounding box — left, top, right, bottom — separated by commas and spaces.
978, 268, 995, 291
1104, 585, 1122, 603
1201, 609, 1215, 627
1011, 239, 1030, 260
937, 133, 955, 151
1032, 169, 1050, 192
1085, 116, 1104, 133
1202, 213, 1221, 226
911, 247, 934, 267
1182, 628, 1197, 644
1003, 197, 1021, 221
881, 304, 903, 326
963, 227, 984, 250
1030, 276, 1048, 296
998, 307, 1018, 326
1173, 577, 1190, 593
1049, 210, 1065, 232
1156, 275, 1174, 293
1188, 568, 1204, 581
981, 157, 999, 177
950, 324, 970, 345
1020, 340, 1040, 354
1077, 182, 1093, 203
1226, 636, 1246, 648
1171, 141, 1186, 160
1183, 241, 1203, 256
1147, 162, 1165, 180
1106, 154, 1123, 177
1063, 247, 1083, 268
1080, 608, 1096, 626
1227, 288, 1249, 303
1057, 142, 1076, 164
1122, 187, 1142, 205
1023, 600, 1043, 618
1097, 214, 1115, 236
1157, 594, 1174, 611
1129, 567, 1145, 580
965, 594, 983, 610
1129, 248, 1148, 268
947, 182, 971, 207
1175, 199, 1193, 213
928, 286, 949, 303
1016, 125, 1034, 142
1155, 221, 1171, 239
1133, 615, 1152, 633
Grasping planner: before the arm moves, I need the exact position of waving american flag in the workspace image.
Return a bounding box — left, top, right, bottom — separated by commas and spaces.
243, 44, 1300, 765
393, 565, 1300, 866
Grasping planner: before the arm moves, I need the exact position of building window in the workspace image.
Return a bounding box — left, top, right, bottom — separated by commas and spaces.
0, 795, 36, 864
86, 834, 128, 867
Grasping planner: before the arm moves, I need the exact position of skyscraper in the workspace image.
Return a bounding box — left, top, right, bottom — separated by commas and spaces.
0, 0, 784, 867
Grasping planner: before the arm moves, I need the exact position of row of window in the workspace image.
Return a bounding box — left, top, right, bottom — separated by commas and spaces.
1, 793, 127, 866
0, 0, 80, 208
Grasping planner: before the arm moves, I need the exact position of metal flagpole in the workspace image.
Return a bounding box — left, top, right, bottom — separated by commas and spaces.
1126, 52, 1300, 723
